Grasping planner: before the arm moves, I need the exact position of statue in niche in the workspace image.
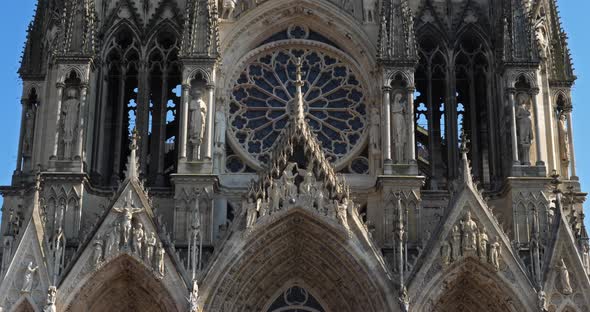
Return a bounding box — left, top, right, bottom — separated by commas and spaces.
282, 162, 298, 201
441, 240, 451, 265
61, 88, 80, 159
92, 239, 103, 267
113, 206, 144, 248
479, 227, 489, 260
558, 113, 570, 164
132, 223, 144, 257
391, 92, 407, 164
43, 286, 57, 312
156, 243, 165, 275
536, 24, 549, 59
21, 261, 38, 293
105, 221, 120, 257
214, 105, 227, 148
22, 106, 35, 156
245, 198, 257, 228
189, 89, 207, 161
461, 211, 478, 253
557, 258, 573, 295
363, 0, 377, 22
269, 179, 281, 214
370, 105, 380, 159
451, 225, 461, 260
489, 237, 501, 270
145, 232, 156, 264
516, 93, 533, 165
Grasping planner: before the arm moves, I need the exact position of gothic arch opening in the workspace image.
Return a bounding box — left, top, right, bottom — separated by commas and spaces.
204, 209, 393, 312
64, 255, 179, 312
10, 298, 36, 312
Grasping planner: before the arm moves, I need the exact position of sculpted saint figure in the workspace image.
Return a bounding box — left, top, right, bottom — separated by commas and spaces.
43, 286, 57, 312
282, 162, 298, 200
558, 113, 570, 164
133, 223, 144, 257
269, 180, 281, 214
245, 198, 258, 229
21, 261, 38, 293
299, 166, 316, 195
23, 106, 35, 156
62, 88, 80, 158
370, 106, 381, 156
461, 211, 478, 252
451, 226, 461, 260
557, 259, 573, 295
479, 227, 489, 260
145, 232, 157, 264
516, 93, 533, 165
189, 89, 207, 160
316, 189, 325, 215
337, 199, 348, 226
441, 240, 451, 265
113, 206, 144, 247
92, 239, 103, 266
489, 237, 501, 270
156, 243, 165, 275
391, 92, 406, 163
214, 107, 227, 148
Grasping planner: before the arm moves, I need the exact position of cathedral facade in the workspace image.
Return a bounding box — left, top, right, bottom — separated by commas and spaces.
0, 0, 588, 311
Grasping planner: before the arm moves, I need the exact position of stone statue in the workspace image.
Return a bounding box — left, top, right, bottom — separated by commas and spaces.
61, 88, 80, 159
156, 243, 165, 275
516, 93, 533, 165
489, 237, 501, 270
557, 259, 573, 295
113, 206, 144, 247
479, 227, 489, 260
363, 0, 377, 22
145, 232, 156, 264
214, 107, 227, 148
441, 240, 451, 265
582, 243, 590, 274
132, 223, 144, 257
188, 280, 199, 312
451, 226, 461, 260
558, 113, 570, 164
461, 211, 478, 253
316, 188, 325, 215
282, 162, 298, 200
269, 180, 281, 214
370, 106, 380, 156
391, 92, 406, 163
245, 198, 257, 228
536, 24, 549, 59
299, 166, 316, 195
189, 89, 207, 160
105, 221, 120, 257
55, 201, 65, 234
537, 289, 548, 312
43, 286, 57, 312
337, 200, 348, 226
22, 106, 35, 156
21, 261, 38, 293
92, 239, 103, 267
222, 0, 236, 19
399, 286, 410, 312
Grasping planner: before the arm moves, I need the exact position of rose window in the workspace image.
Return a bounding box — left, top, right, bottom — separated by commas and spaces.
229, 47, 367, 167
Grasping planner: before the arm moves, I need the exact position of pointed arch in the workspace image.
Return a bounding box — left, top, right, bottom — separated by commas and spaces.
8, 296, 39, 312
202, 208, 395, 312
64, 254, 180, 312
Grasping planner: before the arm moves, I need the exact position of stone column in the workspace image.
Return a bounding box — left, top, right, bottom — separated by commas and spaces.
406, 87, 416, 163
383, 87, 392, 163
74, 84, 88, 162
179, 84, 190, 161
51, 83, 65, 159
530, 89, 544, 166
16, 99, 27, 172
203, 84, 215, 160
565, 107, 577, 178
508, 89, 520, 165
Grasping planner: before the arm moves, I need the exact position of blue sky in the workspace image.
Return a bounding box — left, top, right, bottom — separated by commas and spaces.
0, 1, 587, 224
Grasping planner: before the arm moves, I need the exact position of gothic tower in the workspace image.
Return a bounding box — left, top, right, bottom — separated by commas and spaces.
0, 0, 587, 311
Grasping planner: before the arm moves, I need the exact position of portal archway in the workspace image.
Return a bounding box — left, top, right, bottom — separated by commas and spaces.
64, 255, 179, 312
203, 208, 394, 312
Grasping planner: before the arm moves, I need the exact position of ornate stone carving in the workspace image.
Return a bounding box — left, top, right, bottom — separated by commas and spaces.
558, 113, 570, 164
188, 280, 199, 312
92, 239, 104, 268
43, 286, 57, 312
155, 243, 165, 276
537, 289, 548, 312
20, 261, 38, 293
145, 232, 156, 265
132, 223, 144, 258
113, 206, 144, 248
556, 259, 573, 295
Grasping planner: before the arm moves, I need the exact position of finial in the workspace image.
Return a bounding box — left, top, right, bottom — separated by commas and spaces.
125, 128, 140, 180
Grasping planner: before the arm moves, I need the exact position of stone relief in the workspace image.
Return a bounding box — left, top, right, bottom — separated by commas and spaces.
440, 211, 501, 270
391, 92, 407, 164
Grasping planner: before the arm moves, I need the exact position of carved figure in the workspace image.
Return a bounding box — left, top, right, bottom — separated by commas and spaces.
92, 239, 103, 267
363, 0, 377, 22
557, 259, 573, 295
43, 286, 57, 312
132, 223, 144, 257
62, 88, 80, 158
222, 0, 236, 19
245, 198, 257, 228
537, 289, 548, 312
461, 211, 478, 252
282, 162, 298, 200
316, 188, 325, 215
391, 92, 406, 163
21, 261, 38, 293
188, 280, 199, 312
489, 237, 501, 270
451, 226, 461, 260
189, 89, 207, 160
558, 113, 570, 163
269, 180, 281, 214
299, 166, 316, 195
337, 200, 348, 226
516, 93, 533, 165
479, 227, 489, 260
214, 107, 227, 148
145, 232, 156, 264
113, 206, 144, 247
105, 221, 120, 257
156, 243, 165, 275
22, 106, 35, 155
370, 106, 380, 156
441, 240, 451, 265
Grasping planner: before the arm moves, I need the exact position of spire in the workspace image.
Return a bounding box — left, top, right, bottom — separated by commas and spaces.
125, 129, 140, 181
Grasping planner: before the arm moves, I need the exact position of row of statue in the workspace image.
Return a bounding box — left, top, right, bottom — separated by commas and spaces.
91, 207, 165, 276
244, 162, 350, 229
188, 87, 227, 165
440, 212, 501, 270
